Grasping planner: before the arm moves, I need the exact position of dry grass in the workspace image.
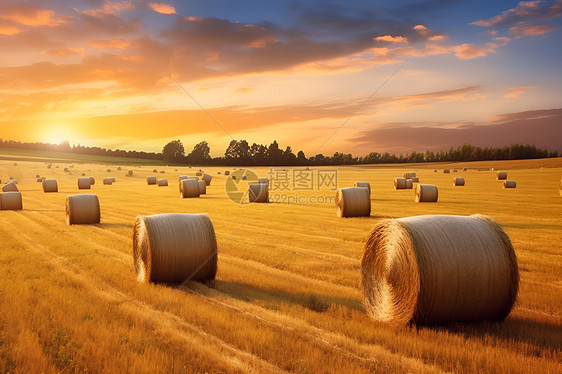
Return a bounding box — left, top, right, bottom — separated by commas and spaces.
0, 156, 560, 373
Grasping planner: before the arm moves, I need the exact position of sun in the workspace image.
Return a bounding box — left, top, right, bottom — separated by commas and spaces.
42, 124, 79, 145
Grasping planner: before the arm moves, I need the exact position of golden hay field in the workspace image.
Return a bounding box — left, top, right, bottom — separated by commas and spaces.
0, 156, 561, 373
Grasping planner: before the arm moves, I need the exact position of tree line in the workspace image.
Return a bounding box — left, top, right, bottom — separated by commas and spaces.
0, 137, 559, 166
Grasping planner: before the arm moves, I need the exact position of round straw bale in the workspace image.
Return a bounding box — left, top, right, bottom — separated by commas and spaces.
453, 177, 465, 186
107, 168, 111, 172
103, 178, 113, 185
202, 173, 212, 186
394, 178, 406, 190
81, 173, 86, 176
181, 179, 200, 198
336, 187, 370, 217
157, 179, 168, 186
127, 170, 133, 176
197, 180, 206, 195
35, 174, 40, 178
195, 172, 203, 176
462, 168, 468, 171
405, 179, 413, 189
36, 178, 42, 182
2, 181, 19, 192
118, 167, 122, 170
66, 194, 100, 225
410, 177, 419, 183
153, 169, 158, 173
354, 182, 371, 195
403, 172, 416, 179
497, 171, 507, 180
232, 176, 237, 180
89, 177, 95, 185
64, 168, 69, 172
160, 171, 165, 174
78, 178, 91, 189
13, 162, 17, 166
258, 177, 269, 185
179, 175, 188, 180
453, 169, 458, 173
0, 192, 23, 210
433, 170, 437, 172
224, 171, 230, 176
133, 213, 217, 283
42, 179, 58, 193
361, 214, 519, 325
249, 184, 268, 203
503, 180, 516, 188
241, 175, 247, 180
415, 184, 438, 202
47, 163, 52, 169
147, 176, 157, 185
443, 169, 450, 173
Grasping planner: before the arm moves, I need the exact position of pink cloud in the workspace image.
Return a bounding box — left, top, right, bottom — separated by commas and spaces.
472, 0, 562, 27
374, 35, 408, 43
428, 35, 447, 42
413, 24, 429, 35
504, 86, 535, 98
452, 43, 499, 59
509, 24, 555, 37
148, 2, 176, 15
42, 47, 85, 57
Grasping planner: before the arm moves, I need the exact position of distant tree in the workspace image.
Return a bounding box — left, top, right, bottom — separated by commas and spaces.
187, 141, 211, 164
224, 140, 251, 165
267, 141, 283, 165
162, 139, 185, 164
296, 150, 308, 165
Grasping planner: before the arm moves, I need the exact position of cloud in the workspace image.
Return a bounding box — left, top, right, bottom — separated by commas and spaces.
42, 47, 85, 57
472, 0, 562, 27
89, 37, 133, 49
374, 35, 408, 43
148, 2, 176, 15
452, 43, 499, 59
509, 24, 556, 37
504, 86, 535, 98
0, 2, 71, 27
413, 24, 429, 35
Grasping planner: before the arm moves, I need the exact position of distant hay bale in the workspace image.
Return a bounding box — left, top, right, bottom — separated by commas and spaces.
127, 170, 133, 176
453, 177, 465, 186
405, 179, 414, 189
497, 171, 507, 180
0, 192, 23, 210
361, 214, 519, 325
202, 173, 212, 186
64, 168, 69, 172
42, 179, 58, 193
197, 180, 206, 195
443, 169, 450, 173
232, 176, 236, 180
181, 179, 200, 198
403, 172, 416, 179
107, 168, 111, 172
2, 181, 19, 192
258, 177, 269, 185
78, 178, 91, 190
179, 175, 188, 180
153, 169, 158, 173
433, 170, 437, 172
354, 182, 371, 195
35, 174, 40, 178
36, 178, 42, 182
503, 180, 516, 188
157, 179, 168, 186
415, 184, 438, 202
89, 177, 95, 185
394, 178, 407, 190
148, 176, 159, 185
103, 178, 113, 185
117, 167, 122, 170
336, 187, 370, 217
47, 163, 52, 169
133, 213, 217, 283
13, 162, 17, 166
160, 170, 165, 174
462, 168, 468, 171
453, 169, 458, 173
249, 184, 269, 203
81, 173, 86, 176
241, 175, 247, 180
195, 172, 203, 177
218, 172, 221, 175
224, 171, 230, 176
66, 194, 100, 225
410, 177, 419, 183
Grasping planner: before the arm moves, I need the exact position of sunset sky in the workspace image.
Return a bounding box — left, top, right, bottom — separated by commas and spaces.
1, 0, 561, 156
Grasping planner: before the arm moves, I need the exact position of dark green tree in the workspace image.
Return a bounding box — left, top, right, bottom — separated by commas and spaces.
187, 141, 211, 164
162, 139, 185, 164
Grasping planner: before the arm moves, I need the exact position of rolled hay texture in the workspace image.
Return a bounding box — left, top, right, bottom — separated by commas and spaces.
202, 173, 212, 186
0, 192, 23, 210
42, 179, 58, 193
133, 213, 217, 283
2, 181, 19, 192
195, 172, 203, 176
147, 176, 157, 185
361, 214, 519, 325
453, 177, 465, 186
394, 178, 407, 190
403, 172, 416, 179
503, 180, 516, 188
181, 179, 200, 198
415, 184, 438, 202
197, 180, 207, 195
354, 182, 371, 195
103, 178, 113, 185
89, 177, 95, 185
78, 178, 91, 190
405, 179, 414, 189
443, 169, 450, 173
157, 179, 168, 186
336, 187, 370, 217
249, 183, 269, 203
497, 171, 508, 180
258, 177, 269, 185
66, 194, 100, 225
224, 171, 230, 176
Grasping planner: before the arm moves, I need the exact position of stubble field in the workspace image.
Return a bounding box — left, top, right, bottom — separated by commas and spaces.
0, 155, 560, 373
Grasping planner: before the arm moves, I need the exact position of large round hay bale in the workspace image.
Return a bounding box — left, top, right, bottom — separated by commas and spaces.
181, 179, 200, 198
453, 177, 465, 186
258, 177, 269, 185
133, 213, 217, 283
197, 180, 207, 195
147, 176, 157, 185
0, 192, 23, 210
443, 169, 450, 173
415, 184, 438, 202
405, 179, 413, 189
497, 171, 507, 180
3, 182, 21, 193
78, 178, 91, 189
89, 177, 95, 185
202, 173, 212, 186
249, 184, 268, 203
47, 163, 52, 169
157, 179, 168, 186
66, 194, 100, 225
42, 179, 58, 193
394, 178, 407, 190
354, 182, 371, 195
224, 170, 230, 176
336, 187, 370, 217
403, 172, 416, 179
103, 178, 113, 185
361, 214, 519, 325
503, 180, 516, 188
462, 168, 468, 172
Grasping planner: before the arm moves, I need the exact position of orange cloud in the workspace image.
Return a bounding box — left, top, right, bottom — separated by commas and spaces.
0, 24, 19, 35
148, 2, 176, 15
374, 35, 408, 43
42, 47, 85, 57
509, 24, 555, 37
504, 86, 535, 98
413, 25, 429, 35
0, 4, 68, 27
472, 0, 562, 27
428, 35, 447, 42
451, 43, 498, 59
89, 38, 133, 49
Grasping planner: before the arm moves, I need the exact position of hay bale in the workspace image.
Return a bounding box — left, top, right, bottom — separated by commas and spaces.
224, 171, 230, 176
232, 176, 237, 180
0, 192, 23, 210
78, 178, 91, 190
127, 170, 133, 176
81, 173, 86, 176
13, 162, 17, 166
415, 184, 438, 202
42, 179, 58, 193
107, 168, 111, 172
497, 171, 507, 180
433, 170, 437, 172
2, 181, 19, 192
181, 179, 200, 198
462, 168, 467, 171
197, 180, 206, 195
35, 174, 40, 178
179, 175, 188, 180
36, 178, 42, 182
361, 214, 519, 325
66, 194, 100, 225
103, 178, 113, 185
241, 175, 247, 180
195, 172, 203, 177
249, 184, 268, 203
403, 172, 416, 179
354, 182, 371, 195
47, 163, 52, 169
453, 177, 465, 186
133, 213, 217, 283
160, 170, 165, 174
118, 167, 122, 170
394, 178, 407, 190
503, 180, 516, 188
336, 187, 370, 217
147, 176, 157, 185
258, 177, 269, 186
405, 179, 413, 189
157, 179, 168, 186
153, 169, 158, 173
410, 177, 419, 183
64, 168, 69, 172
89, 177, 95, 185
202, 173, 212, 186
453, 169, 458, 173
443, 169, 450, 173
